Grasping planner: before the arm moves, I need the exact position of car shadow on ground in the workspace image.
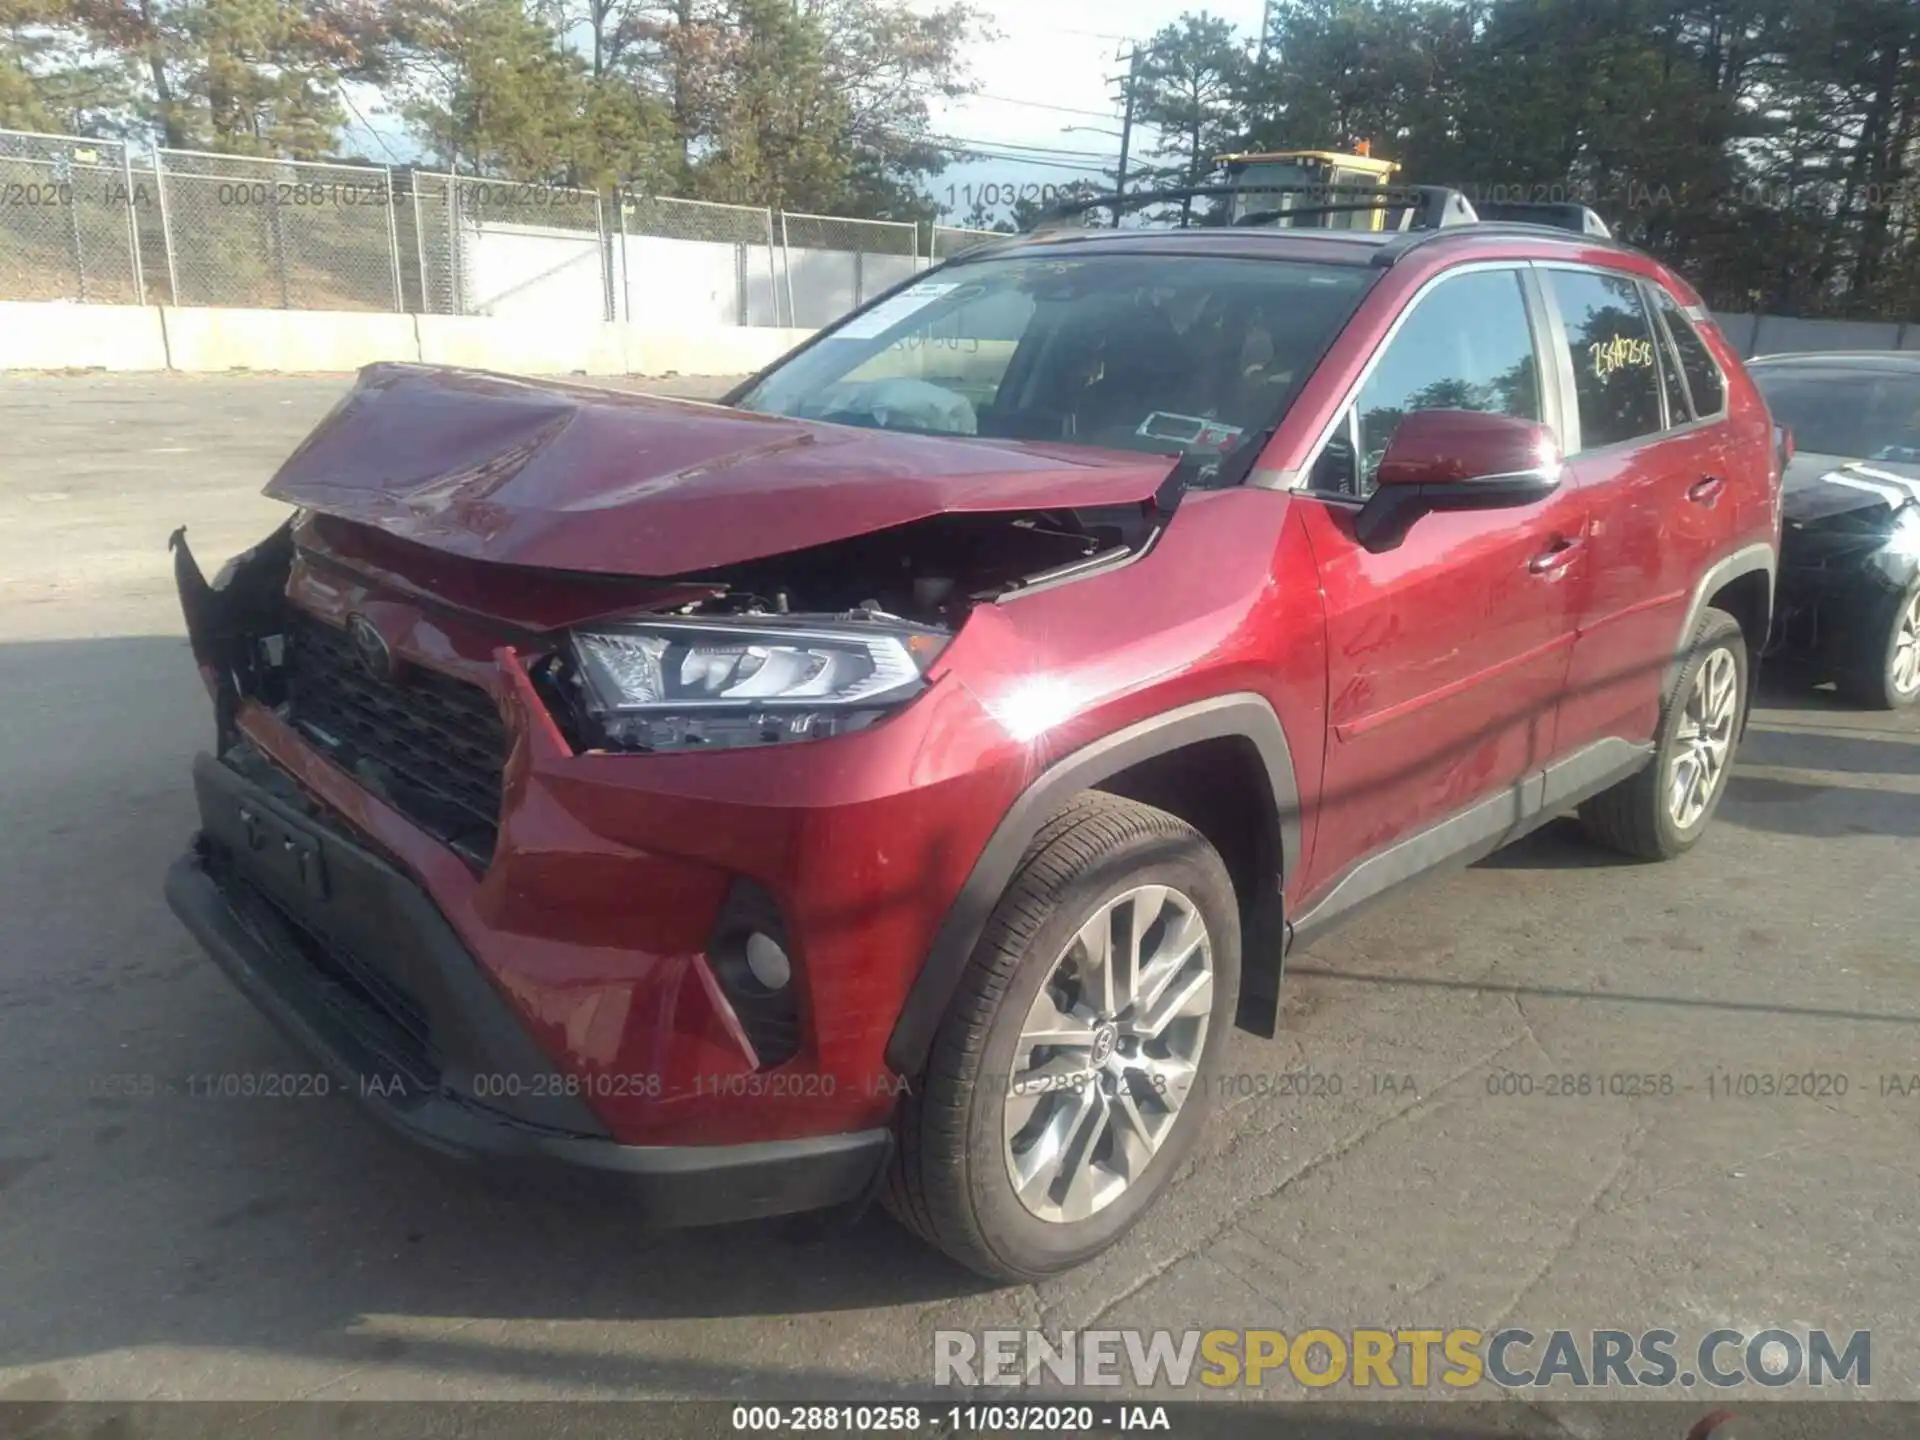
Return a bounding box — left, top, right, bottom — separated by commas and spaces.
1470, 815, 1639, 871
1481, 668, 1920, 863
1739, 726, 1920, 774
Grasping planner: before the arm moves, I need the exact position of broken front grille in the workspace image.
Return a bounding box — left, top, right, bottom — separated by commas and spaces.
282, 611, 510, 865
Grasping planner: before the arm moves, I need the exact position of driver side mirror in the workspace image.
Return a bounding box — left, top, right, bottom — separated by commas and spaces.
1354, 409, 1564, 553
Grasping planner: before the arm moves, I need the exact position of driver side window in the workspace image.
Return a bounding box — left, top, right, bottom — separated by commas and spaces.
1308, 267, 1543, 499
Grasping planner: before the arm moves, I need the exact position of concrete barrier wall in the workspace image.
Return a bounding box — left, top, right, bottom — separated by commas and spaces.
416, 314, 628, 374
0, 300, 815, 376
1710, 312, 1759, 357
1712, 310, 1915, 358
0, 301, 169, 370
161, 307, 418, 372
1750, 314, 1905, 357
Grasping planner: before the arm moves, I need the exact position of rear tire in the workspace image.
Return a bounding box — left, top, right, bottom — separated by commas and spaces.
1580, 607, 1747, 861
882, 792, 1240, 1282
1832, 579, 1920, 711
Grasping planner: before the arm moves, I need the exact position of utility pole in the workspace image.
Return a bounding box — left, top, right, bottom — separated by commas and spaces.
1113, 44, 1142, 228
1254, 0, 1279, 136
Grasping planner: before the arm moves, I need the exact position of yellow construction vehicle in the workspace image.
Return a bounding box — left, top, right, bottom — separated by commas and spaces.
1215, 144, 1401, 230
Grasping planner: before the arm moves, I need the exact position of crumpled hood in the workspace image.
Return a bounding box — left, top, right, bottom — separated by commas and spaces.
1782, 452, 1920, 524
266, 363, 1179, 576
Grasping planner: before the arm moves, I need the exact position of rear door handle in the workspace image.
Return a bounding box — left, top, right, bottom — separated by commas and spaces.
1529, 536, 1582, 575
1688, 475, 1727, 506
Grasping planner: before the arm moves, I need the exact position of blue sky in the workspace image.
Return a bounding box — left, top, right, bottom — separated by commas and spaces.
338, 0, 1270, 223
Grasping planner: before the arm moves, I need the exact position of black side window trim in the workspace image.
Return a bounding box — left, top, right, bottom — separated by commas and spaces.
1648, 284, 1729, 423
1639, 278, 1694, 429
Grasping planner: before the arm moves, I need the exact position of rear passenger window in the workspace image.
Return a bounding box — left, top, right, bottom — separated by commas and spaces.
1545, 269, 1664, 450
1652, 287, 1726, 417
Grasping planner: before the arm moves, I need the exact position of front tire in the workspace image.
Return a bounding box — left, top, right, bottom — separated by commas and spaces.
882, 793, 1240, 1282
1832, 579, 1920, 711
1580, 606, 1748, 861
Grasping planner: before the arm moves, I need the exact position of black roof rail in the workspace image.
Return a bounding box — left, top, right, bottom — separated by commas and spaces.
1025, 182, 1480, 234
1371, 218, 1635, 267
1027, 183, 1233, 231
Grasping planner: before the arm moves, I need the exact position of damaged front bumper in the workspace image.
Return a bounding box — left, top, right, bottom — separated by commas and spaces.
162, 518, 1037, 1195
1770, 505, 1920, 658
165, 745, 891, 1224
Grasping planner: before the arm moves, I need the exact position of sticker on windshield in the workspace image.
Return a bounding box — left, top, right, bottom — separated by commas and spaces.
1136, 412, 1245, 449
833, 283, 962, 340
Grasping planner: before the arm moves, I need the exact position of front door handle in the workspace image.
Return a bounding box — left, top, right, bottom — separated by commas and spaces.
1529, 536, 1582, 575
1688, 475, 1727, 506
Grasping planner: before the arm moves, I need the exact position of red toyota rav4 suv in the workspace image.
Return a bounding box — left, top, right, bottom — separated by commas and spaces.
166, 217, 1778, 1282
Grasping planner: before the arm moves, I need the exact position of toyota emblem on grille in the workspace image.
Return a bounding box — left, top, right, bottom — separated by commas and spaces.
345, 613, 394, 681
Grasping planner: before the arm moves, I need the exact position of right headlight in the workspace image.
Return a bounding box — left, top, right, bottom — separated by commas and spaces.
1884, 502, 1920, 566
565, 616, 949, 751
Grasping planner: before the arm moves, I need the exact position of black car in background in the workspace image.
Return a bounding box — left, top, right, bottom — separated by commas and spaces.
1749, 351, 1920, 710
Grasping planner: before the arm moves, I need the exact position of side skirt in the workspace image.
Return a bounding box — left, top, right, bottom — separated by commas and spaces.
1286, 737, 1653, 955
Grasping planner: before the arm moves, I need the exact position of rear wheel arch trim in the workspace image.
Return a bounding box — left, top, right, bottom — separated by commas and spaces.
1668, 542, 1776, 704
883, 693, 1300, 1077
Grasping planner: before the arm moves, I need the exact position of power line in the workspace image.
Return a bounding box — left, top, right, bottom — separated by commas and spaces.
969, 92, 1123, 121
941, 149, 1117, 174
929, 132, 1120, 160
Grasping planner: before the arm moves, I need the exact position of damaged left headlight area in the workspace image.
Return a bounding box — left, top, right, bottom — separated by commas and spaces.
546, 615, 950, 753
170, 519, 296, 748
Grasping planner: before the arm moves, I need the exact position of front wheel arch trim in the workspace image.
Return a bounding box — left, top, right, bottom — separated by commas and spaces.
882, 693, 1300, 1077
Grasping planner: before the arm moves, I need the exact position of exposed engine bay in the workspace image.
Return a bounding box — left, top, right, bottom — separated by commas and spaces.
669, 501, 1159, 626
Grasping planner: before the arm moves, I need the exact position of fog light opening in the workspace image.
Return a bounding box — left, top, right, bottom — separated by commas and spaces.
744, 930, 792, 991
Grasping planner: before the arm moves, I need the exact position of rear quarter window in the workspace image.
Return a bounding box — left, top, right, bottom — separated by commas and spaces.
1652, 286, 1727, 417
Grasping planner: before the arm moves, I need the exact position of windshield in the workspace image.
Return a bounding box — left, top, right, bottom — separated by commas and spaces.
1751, 366, 1920, 462
734, 254, 1375, 487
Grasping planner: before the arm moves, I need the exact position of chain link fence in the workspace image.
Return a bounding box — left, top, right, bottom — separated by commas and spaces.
457, 174, 609, 320
154, 148, 400, 310
618, 195, 779, 326
396, 170, 460, 315
777, 211, 920, 327
0, 129, 145, 304
0, 125, 1030, 328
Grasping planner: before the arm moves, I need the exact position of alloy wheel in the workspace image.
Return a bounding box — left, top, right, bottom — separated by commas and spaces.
1002, 885, 1214, 1224
1892, 591, 1920, 698
1668, 645, 1740, 830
